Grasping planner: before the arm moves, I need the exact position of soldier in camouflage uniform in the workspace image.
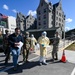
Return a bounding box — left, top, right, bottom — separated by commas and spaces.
4, 30, 10, 64
23, 32, 31, 63
52, 32, 60, 62
0, 31, 4, 52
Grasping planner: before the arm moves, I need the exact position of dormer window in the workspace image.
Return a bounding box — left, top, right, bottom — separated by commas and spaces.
44, 9, 46, 13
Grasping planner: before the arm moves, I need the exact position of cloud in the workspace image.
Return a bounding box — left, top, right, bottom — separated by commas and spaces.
66, 18, 73, 23
27, 10, 36, 16
8, 16, 16, 19
12, 9, 17, 13
65, 27, 71, 31
3, 4, 9, 10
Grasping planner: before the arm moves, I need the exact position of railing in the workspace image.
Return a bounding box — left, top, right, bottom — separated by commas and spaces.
47, 37, 75, 55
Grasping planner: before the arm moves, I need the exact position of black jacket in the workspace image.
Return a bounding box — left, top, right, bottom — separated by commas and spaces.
8, 33, 24, 49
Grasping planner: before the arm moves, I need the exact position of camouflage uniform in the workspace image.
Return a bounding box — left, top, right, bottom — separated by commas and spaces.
3, 30, 10, 64
0, 31, 4, 52
23, 32, 31, 62
52, 33, 60, 61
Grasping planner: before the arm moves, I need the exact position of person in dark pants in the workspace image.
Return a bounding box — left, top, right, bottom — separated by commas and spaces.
4, 30, 10, 65
23, 32, 31, 63
0, 31, 4, 52
52, 32, 60, 62
8, 28, 24, 70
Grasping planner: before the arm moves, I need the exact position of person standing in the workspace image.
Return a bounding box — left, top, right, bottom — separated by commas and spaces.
38, 31, 50, 65
23, 32, 31, 63
4, 30, 10, 64
31, 34, 37, 53
8, 28, 24, 70
0, 31, 4, 52
52, 32, 60, 62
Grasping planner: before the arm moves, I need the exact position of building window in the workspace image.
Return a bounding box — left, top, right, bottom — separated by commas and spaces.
38, 11, 41, 15
29, 21, 31, 23
43, 21, 46, 25
56, 22, 58, 25
64, 15, 65, 20
44, 9, 46, 13
62, 15, 63, 18
61, 27, 62, 31
38, 17, 41, 20
60, 7, 62, 10
52, 15, 53, 19
49, 2, 51, 6
59, 13, 61, 17
43, 14, 46, 19
38, 22, 41, 26
59, 18, 61, 21
56, 17, 58, 20
30, 17, 32, 20
57, 11, 58, 15
59, 23, 61, 27
51, 21, 53, 25
62, 20, 63, 22
27, 24, 29, 26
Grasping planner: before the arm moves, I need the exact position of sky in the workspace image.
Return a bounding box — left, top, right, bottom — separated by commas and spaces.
0, 0, 75, 31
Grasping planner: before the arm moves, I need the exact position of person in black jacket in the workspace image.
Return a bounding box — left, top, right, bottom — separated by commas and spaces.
8, 28, 24, 70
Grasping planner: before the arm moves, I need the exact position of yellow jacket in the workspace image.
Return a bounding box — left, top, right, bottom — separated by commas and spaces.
38, 36, 50, 57
31, 37, 37, 49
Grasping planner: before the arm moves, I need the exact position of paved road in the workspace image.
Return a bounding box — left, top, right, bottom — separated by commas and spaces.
0, 52, 75, 75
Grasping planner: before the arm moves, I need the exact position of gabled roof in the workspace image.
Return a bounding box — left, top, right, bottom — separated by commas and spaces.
26, 14, 35, 19
53, 2, 59, 7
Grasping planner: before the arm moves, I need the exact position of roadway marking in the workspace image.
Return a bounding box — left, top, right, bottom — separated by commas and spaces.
71, 67, 75, 75
0, 56, 39, 72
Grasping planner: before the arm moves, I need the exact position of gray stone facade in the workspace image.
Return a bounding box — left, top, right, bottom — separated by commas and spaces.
16, 12, 25, 31
37, 0, 65, 38
25, 14, 37, 30
16, 12, 37, 31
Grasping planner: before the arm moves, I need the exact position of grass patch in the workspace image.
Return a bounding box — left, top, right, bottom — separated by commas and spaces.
65, 42, 75, 51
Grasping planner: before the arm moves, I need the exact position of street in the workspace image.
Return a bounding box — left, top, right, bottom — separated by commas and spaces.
0, 52, 75, 75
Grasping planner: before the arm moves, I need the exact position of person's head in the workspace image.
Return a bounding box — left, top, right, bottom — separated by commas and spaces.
42, 31, 47, 37
5, 30, 9, 35
26, 32, 29, 38
31, 34, 34, 38
15, 28, 20, 35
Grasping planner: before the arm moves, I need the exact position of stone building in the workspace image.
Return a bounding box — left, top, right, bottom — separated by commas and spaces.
16, 12, 37, 32
16, 12, 25, 31
37, 0, 65, 38
25, 14, 37, 30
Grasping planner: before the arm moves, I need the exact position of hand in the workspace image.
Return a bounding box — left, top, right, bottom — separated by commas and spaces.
41, 44, 44, 47
14, 43, 20, 47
